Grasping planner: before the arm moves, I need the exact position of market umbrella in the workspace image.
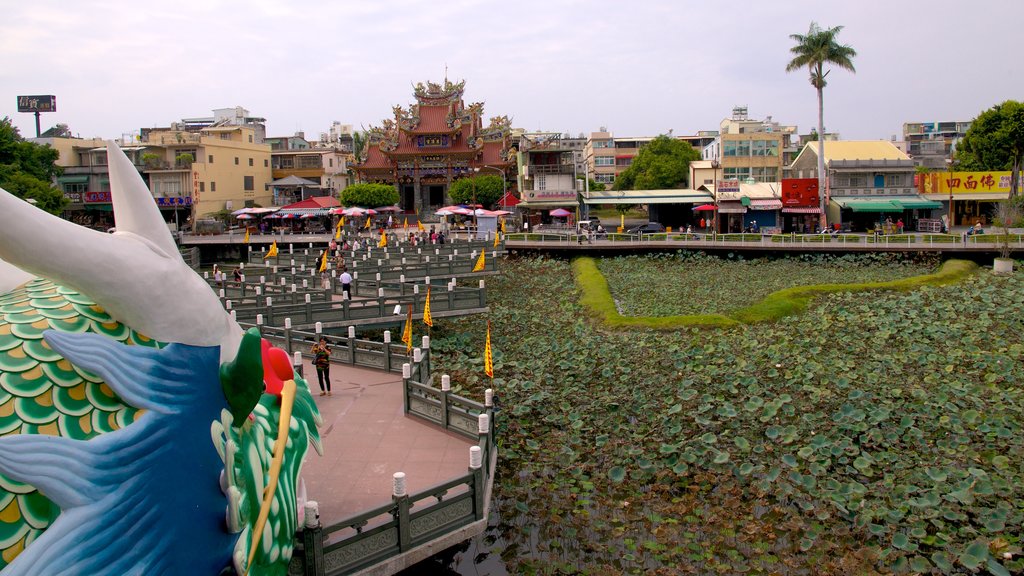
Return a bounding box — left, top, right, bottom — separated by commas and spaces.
265, 213, 283, 219
374, 205, 402, 212
549, 208, 573, 218
300, 213, 317, 219
490, 210, 513, 216
437, 206, 472, 216
231, 208, 252, 216
328, 207, 347, 215
235, 214, 255, 220
341, 207, 367, 216
280, 213, 296, 219
693, 204, 717, 211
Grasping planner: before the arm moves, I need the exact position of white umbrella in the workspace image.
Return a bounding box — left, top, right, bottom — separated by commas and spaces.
341, 207, 367, 216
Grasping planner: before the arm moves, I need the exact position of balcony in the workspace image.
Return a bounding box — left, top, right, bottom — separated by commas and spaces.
527, 164, 575, 176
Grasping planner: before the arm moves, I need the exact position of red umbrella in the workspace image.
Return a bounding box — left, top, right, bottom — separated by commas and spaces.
549, 208, 573, 218
693, 204, 717, 211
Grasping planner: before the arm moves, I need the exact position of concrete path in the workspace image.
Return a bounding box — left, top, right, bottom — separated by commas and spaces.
296, 358, 475, 527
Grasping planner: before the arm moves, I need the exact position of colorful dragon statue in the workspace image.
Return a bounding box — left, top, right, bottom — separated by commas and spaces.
0, 142, 321, 574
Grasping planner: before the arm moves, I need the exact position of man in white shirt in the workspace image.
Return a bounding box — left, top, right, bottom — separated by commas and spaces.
339, 268, 353, 299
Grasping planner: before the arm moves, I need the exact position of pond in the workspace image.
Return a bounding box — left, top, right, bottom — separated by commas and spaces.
416, 253, 1024, 574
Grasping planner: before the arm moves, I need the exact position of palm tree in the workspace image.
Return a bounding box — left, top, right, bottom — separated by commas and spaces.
786, 22, 856, 229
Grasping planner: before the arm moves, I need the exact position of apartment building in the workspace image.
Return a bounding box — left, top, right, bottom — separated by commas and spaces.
516, 132, 583, 209
902, 120, 972, 170
267, 132, 351, 203
140, 125, 272, 219
586, 130, 716, 188
703, 106, 797, 183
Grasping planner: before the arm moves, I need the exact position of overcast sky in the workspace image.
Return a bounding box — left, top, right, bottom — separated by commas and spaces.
2, 0, 1022, 143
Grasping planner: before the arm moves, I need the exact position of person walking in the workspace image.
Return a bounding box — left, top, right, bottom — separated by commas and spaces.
339, 267, 353, 299
896, 218, 904, 234
311, 337, 332, 396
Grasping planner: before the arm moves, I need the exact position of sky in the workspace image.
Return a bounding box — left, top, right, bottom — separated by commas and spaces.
2, 0, 1022, 143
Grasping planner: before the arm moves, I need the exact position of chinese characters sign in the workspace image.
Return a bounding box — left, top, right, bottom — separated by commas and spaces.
920, 171, 1014, 195
17, 95, 56, 113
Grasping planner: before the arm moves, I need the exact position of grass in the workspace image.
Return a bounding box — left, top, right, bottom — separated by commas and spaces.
575, 257, 977, 329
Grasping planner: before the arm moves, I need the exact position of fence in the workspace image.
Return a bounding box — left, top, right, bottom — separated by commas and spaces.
288, 341, 497, 576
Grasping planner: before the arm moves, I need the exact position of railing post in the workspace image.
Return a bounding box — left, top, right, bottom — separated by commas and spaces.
440, 374, 450, 430
402, 362, 412, 413
421, 336, 430, 382
469, 446, 484, 520
393, 473, 411, 551
293, 350, 304, 380
383, 330, 392, 372
284, 318, 293, 357
478, 279, 486, 308
300, 501, 324, 576
347, 325, 357, 364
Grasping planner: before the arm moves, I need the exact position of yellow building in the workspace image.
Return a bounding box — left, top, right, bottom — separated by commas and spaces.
141, 125, 273, 220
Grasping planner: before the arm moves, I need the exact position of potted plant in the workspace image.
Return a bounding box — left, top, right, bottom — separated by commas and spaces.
992, 199, 1022, 274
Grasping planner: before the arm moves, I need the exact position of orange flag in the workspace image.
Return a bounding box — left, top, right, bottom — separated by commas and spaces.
472, 250, 486, 272
484, 320, 493, 378
403, 217, 409, 230
417, 219, 425, 232
263, 240, 278, 260
401, 306, 413, 353
378, 231, 388, 248
423, 286, 433, 327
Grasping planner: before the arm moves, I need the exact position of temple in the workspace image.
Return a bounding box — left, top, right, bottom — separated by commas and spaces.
353, 79, 513, 214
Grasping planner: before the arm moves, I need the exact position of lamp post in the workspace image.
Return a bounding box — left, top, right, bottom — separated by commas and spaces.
945, 158, 956, 233
711, 159, 720, 235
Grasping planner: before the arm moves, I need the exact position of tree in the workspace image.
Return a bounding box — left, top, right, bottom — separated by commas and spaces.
340, 183, 399, 207
0, 116, 66, 215
351, 130, 369, 162
954, 100, 1024, 198
612, 135, 699, 191
786, 22, 857, 226
583, 178, 606, 192
448, 174, 503, 208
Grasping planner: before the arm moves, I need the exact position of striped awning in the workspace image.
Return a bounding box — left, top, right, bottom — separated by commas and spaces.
782, 206, 822, 214
749, 198, 783, 210
278, 208, 330, 216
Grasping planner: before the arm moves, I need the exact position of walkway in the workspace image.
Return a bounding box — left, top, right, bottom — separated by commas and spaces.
296, 357, 475, 527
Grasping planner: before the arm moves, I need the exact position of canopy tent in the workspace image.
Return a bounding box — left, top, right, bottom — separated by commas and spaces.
549, 208, 573, 217
269, 175, 322, 188
497, 191, 521, 207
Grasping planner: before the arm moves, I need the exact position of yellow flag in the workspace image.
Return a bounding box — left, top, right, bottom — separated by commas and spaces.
484, 320, 493, 378
264, 240, 278, 260
401, 307, 413, 353
403, 217, 408, 230
318, 249, 328, 273
378, 232, 388, 248
365, 217, 372, 230
500, 218, 506, 233
335, 226, 341, 241
417, 219, 425, 232
340, 216, 346, 227
423, 286, 433, 327
620, 213, 624, 229
243, 227, 250, 243
472, 250, 486, 272
493, 232, 500, 248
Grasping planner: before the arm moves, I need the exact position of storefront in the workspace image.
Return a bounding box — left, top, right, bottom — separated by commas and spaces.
920, 170, 1016, 228
830, 196, 942, 232
780, 178, 820, 233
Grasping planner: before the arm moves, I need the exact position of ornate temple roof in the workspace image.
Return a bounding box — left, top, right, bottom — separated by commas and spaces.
354, 79, 512, 175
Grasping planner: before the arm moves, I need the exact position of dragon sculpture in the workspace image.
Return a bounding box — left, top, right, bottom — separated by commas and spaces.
0, 143, 321, 575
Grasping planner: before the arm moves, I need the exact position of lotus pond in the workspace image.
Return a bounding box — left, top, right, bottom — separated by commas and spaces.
598, 252, 939, 317
428, 254, 1023, 575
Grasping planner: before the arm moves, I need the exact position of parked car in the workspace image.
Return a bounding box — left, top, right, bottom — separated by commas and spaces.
626, 222, 666, 234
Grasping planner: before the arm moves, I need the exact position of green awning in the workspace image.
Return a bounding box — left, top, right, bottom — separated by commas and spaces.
740, 196, 751, 206
893, 199, 943, 209
847, 201, 904, 213
57, 175, 89, 184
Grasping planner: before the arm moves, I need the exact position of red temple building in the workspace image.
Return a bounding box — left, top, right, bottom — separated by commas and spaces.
352, 79, 514, 214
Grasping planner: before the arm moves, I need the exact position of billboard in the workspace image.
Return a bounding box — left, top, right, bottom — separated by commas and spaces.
17, 95, 56, 113
919, 171, 1015, 195
781, 178, 820, 206
716, 179, 740, 193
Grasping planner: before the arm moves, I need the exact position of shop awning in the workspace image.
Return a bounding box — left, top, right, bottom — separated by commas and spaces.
749, 198, 783, 210
717, 202, 747, 214
782, 206, 822, 214
57, 175, 89, 184
892, 198, 943, 209
838, 200, 904, 213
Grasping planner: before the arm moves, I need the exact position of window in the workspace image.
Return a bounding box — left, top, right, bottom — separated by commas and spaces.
615, 157, 633, 167
210, 182, 216, 192
591, 141, 614, 149
751, 140, 778, 157
329, 158, 333, 167
248, 135, 253, 143
264, 159, 269, 167
594, 157, 615, 166
234, 157, 239, 165
208, 155, 214, 163
886, 174, 904, 187
536, 175, 546, 190
199, 182, 205, 192
248, 158, 253, 167
244, 176, 254, 191
594, 174, 615, 184
750, 167, 778, 182
63, 182, 86, 194
220, 133, 230, 140
724, 167, 751, 179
